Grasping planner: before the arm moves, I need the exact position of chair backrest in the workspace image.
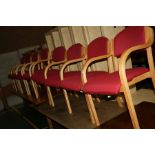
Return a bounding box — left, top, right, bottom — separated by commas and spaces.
87, 36, 109, 59
67, 43, 84, 60
52, 46, 66, 62
20, 52, 32, 64
39, 48, 49, 60
114, 26, 145, 57
31, 52, 39, 62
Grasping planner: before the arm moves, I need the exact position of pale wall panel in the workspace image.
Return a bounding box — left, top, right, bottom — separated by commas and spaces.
52, 31, 62, 48
45, 34, 54, 57
70, 26, 86, 46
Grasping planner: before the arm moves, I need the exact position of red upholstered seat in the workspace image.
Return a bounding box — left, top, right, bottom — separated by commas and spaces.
83, 67, 149, 95
31, 69, 60, 85
13, 72, 22, 80
60, 71, 82, 91
22, 71, 31, 80
60, 71, 109, 91
60, 37, 109, 92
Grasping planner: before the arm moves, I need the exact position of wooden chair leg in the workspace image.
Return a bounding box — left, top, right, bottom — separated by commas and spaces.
85, 94, 95, 124
123, 87, 140, 129
116, 94, 124, 108
151, 75, 155, 90
11, 80, 16, 91
74, 92, 79, 98
95, 96, 101, 103
31, 80, 39, 99
87, 94, 100, 126
23, 80, 31, 96
12, 80, 18, 91
63, 89, 72, 114
46, 86, 55, 107
17, 80, 23, 94
69, 91, 73, 96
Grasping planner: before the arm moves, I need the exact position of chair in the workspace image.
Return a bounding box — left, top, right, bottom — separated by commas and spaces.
8, 51, 33, 94
56, 43, 86, 114
60, 37, 110, 123
82, 26, 155, 128
28, 48, 50, 99
31, 46, 66, 106
42, 44, 85, 113
15, 51, 40, 96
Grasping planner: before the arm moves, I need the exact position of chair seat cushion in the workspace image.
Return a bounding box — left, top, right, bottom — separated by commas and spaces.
13, 72, 22, 80
83, 67, 149, 95
43, 71, 81, 87
31, 69, 60, 85
60, 71, 109, 91
60, 71, 82, 91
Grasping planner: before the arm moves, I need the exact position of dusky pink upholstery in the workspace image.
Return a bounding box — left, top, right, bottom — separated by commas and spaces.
67, 43, 83, 60
8, 52, 32, 79
60, 37, 109, 91
39, 48, 49, 60
114, 26, 145, 57
31, 69, 59, 84
20, 52, 32, 64
21, 49, 49, 81
52, 46, 66, 62
83, 67, 149, 95
87, 37, 108, 59
31, 52, 38, 62
82, 26, 149, 96
37, 44, 83, 88
32, 46, 66, 85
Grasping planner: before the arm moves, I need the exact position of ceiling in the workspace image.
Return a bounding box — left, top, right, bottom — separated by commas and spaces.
0, 26, 55, 54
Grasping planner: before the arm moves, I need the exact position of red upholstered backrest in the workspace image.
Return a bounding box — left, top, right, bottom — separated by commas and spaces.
40, 48, 49, 60
32, 52, 39, 62
21, 52, 32, 64
52, 46, 66, 62
87, 36, 108, 59
114, 26, 145, 57
67, 43, 83, 60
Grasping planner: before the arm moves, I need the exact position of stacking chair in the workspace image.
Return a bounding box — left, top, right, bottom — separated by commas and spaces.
60, 37, 110, 124
8, 51, 33, 94
43, 44, 85, 112
57, 43, 86, 114
31, 46, 66, 106
29, 48, 50, 99
82, 26, 155, 128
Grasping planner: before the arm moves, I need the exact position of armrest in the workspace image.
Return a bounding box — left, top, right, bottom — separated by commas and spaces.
60, 57, 86, 80
21, 62, 32, 75
10, 64, 20, 74
81, 54, 112, 84
30, 58, 50, 76
15, 64, 25, 74
119, 42, 153, 85
44, 60, 66, 79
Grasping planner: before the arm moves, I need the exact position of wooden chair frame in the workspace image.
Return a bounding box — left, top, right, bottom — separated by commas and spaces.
81, 26, 155, 128
60, 47, 87, 114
